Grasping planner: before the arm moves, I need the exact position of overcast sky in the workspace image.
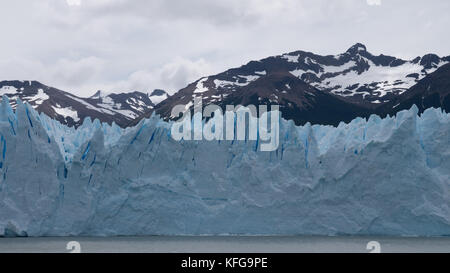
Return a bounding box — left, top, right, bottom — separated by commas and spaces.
0, 0, 449, 97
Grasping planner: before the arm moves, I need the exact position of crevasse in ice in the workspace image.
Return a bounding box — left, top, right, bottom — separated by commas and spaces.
0, 95, 449, 236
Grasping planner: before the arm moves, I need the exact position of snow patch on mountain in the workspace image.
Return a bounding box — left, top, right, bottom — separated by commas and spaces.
314, 59, 447, 97
24, 89, 49, 106
52, 106, 80, 122
285, 51, 448, 102
281, 53, 300, 63
0, 86, 17, 96
214, 74, 261, 90
321, 61, 357, 74
66, 95, 101, 112
194, 78, 209, 94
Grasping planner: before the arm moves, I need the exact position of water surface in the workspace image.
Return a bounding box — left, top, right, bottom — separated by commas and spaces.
0, 236, 449, 253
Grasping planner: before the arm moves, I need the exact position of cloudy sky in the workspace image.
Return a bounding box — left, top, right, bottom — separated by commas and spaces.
0, 0, 449, 97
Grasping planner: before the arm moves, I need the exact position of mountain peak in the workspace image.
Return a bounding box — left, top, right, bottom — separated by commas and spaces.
149, 89, 167, 97
148, 89, 168, 105
90, 90, 108, 99
346, 43, 367, 54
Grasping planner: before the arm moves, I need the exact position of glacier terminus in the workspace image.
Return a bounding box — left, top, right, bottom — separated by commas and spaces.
0, 96, 449, 237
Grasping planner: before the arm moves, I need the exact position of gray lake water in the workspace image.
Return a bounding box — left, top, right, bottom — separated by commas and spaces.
0, 236, 449, 253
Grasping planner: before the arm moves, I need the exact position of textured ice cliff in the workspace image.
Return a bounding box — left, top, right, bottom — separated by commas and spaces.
0, 95, 449, 236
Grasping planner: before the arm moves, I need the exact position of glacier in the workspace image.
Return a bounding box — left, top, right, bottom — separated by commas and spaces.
0, 95, 449, 237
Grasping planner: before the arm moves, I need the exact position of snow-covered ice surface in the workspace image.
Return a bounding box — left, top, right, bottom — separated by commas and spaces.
0, 95, 449, 237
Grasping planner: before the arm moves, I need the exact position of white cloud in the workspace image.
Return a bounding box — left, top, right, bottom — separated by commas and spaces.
51, 57, 105, 86
66, 0, 81, 6
0, 0, 448, 97
107, 57, 213, 95
366, 0, 381, 6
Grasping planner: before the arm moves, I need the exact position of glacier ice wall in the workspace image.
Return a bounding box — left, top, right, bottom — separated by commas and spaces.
0, 95, 449, 236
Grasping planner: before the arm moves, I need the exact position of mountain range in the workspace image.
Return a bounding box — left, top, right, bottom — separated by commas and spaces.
0, 81, 168, 127
1, 43, 449, 127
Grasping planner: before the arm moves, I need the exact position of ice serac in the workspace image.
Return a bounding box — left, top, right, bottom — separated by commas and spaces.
0, 97, 449, 236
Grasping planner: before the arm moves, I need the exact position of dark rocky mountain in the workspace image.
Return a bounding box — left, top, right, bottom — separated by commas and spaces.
0, 80, 168, 127
133, 43, 449, 126
152, 72, 374, 126
3, 43, 448, 128
376, 62, 450, 116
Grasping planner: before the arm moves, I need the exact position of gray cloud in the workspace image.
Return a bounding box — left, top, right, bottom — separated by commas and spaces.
0, 0, 449, 97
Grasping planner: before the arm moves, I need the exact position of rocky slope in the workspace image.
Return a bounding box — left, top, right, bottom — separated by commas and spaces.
0, 81, 168, 127
135, 43, 449, 126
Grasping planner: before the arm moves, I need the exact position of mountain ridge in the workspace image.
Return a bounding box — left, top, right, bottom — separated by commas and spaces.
0, 80, 168, 127
131, 43, 449, 126
2, 43, 449, 128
